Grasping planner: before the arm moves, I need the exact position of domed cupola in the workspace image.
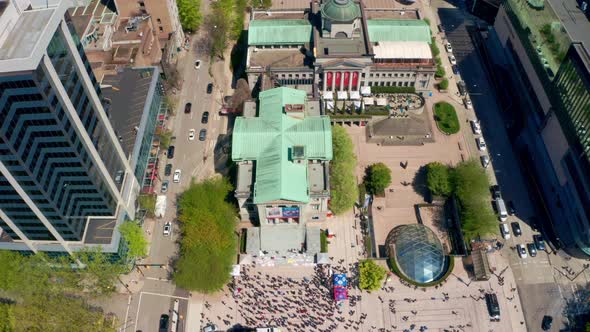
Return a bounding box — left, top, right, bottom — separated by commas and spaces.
320, 0, 362, 38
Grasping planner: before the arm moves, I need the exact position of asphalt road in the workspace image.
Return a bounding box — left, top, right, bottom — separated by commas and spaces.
435, 3, 566, 331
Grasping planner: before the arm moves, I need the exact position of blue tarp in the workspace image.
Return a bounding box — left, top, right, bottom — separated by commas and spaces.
333, 274, 347, 287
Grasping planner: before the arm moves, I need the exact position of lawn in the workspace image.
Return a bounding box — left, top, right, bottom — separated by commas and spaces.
433, 102, 460, 135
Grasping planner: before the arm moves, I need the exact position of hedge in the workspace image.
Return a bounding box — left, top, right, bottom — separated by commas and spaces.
371, 86, 416, 94
320, 230, 328, 253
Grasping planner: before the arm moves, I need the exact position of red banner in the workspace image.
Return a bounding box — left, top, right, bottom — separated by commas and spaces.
352, 72, 359, 87
344, 72, 350, 87
335, 72, 342, 87
326, 72, 333, 88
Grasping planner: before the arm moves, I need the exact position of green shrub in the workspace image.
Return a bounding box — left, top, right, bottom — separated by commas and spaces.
330, 126, 358, 214
439, 79, 449, 90
364, 162, 392, 195
371, 86, 416, 94
359, 259, 387, 291
320, 231, 328, 253
426, 162, 452, 196
435, 65, 446, 78
433, 102, 459, 134
430, 37, 440, 57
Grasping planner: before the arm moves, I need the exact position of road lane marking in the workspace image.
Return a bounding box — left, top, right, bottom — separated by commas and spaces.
121, 294, 132, 332
140, 291, 190, 301
133, 292, 142, 332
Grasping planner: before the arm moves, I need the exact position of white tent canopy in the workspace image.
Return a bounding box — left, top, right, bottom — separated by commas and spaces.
376, 98, 387, 106
323, 91, 334, 100
155, 195, 167, 218
349, 90, 361, 100
337, 91, 348, 100
363, 97, 374, 105
231, 264, 241, 277
361, 86, 371, 96
373, 41, 432, 59
326, 101, 334, 110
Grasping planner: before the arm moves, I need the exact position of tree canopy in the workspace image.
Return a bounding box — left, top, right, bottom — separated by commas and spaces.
426, 162, 452, 197
358, 259, 386, 291
365, 162, 392, 195
329, 125, 358, 214
177, 0, 202, 32
118, 221, 148, 259
0, 249, 122, 331
174, 177, 237, 292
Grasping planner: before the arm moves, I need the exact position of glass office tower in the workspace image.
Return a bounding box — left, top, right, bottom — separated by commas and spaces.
0, 0, 134, 254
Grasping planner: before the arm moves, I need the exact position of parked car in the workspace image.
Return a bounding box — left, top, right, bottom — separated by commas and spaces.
508, 200, 516, 215
527, 243, 537, 257
199, 129, 207, 141
485, 293, 500, 321
202, 324, 218, 332
464, 97, 473, 109
457, 81, 467, 96
449, 54, 457, 65
207, 83, 213, 94
542, 315, 553, 331
163, 222, 171, 236
533, 234, 546, 251
490, 185, 502, 199
495, 198, 508, 222
173, 169, 181, 183
470, 120, 482, 135
188, 129, 196, 141
452, 64, 460, 75
511, 222, 522, 236
476, 137, 487, 151
161, 180, 169, 193
159, 314, 169, 332
164, 164, 172, 176
517, 244, 528, 258
500, 223, 510, 239
445, 42, 453, 53
195, 60, 201, 69
201, 111, 209, 124
167, 145, 175, 159
184, 102, 192, 114
438, 24, 445, 33
480, 155, 490, 168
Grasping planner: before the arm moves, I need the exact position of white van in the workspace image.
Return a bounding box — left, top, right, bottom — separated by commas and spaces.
496, 198, 508, 222
500, 223, 510, 239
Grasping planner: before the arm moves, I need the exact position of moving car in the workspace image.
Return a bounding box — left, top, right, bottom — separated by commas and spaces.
164, 163, 172, 176
542, 315, 553, 331
470, 120, 482, 135
508, 200, 516, 215
207, 83, 213, 94
184, 102, 192, 114
173, 169, 181, 183
464, 97, 473, 109
533, 234, 546, 251
476, 137, 487, 151
500, 223, 510, 239
159, 314, 169, 332
527, 243, 537, 257
517, 244, 528, 258
201, 111, 209, 124
167, 145, 175, 159
485, 293, 500, 321
163, 222, 171, 236
199, 129, 207, 141
445, 42, 453, 53
161, 180, 169, 193
480, 155, 490, 168
195, 60, 201, 69
511, 222, 522, 236
449, 54, 457, 65
188, 129, 196, 141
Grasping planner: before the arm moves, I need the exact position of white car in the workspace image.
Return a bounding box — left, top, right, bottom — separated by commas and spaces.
445, 42, 452, 53
476, 137, 487, 151
500, 223, 510, 240
195, 60, 201, 69
188, 129, 196, 141
173, 169, 181, 183
517, 244, 528, 258
470, 120, 482, 135
464, 97, 473, 109
449, 55, 457, 65
163, 222, 171, 236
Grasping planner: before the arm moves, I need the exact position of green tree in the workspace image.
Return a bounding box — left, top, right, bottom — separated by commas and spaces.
452, 160, 497, 240
157, 128, 173, 151
358, 259, 386, 291
330, 125, 358, 214
174, 177, 237, 292
118, 221, 148, 259
0, 303, 15, 332
439, 78, 449, 90
365, 162, 392, 195
138, 194, 157, 217
176, 0, 202, 32
426, 162, 451, 196
435, 65, 446, 78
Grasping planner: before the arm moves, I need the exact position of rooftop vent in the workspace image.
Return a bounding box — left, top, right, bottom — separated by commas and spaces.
292, 145, 305, 160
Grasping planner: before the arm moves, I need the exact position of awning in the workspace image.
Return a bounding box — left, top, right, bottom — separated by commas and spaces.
376, 98, 387, 106
326, 101, 334, 110
337, 91, 348, 100
361, 86, 371, 96
323, 91, 334, 100
363, 97, 374, 105
349, 91, 361, 100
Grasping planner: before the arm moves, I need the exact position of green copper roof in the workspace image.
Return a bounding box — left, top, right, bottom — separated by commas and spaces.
367, 19, 432, 43
320, 0, 361, 22
232, 87, 333, 204
248, 20, 312, 46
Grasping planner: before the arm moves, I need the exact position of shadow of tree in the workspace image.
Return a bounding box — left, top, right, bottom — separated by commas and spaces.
412, 165, 429, 201
562, 281, 590, 331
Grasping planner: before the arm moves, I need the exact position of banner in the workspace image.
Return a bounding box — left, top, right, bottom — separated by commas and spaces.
343, 72, 350, 87
335, 72, 342, 87
267, 207, 282, 219
326, 72, 333, 88
282, 207, 300, 218
352, 72, 359, 87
